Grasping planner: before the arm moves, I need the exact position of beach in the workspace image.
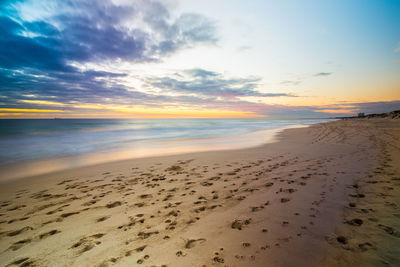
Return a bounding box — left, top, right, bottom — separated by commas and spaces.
0, 118, 399, 266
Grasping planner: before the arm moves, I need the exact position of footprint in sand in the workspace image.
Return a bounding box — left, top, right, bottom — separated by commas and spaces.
6, 226, 33, 237
176, 250, 185, 257
280, 198, 290, 203
336, 236, 347, 244
6, 257, 37, 266
231, 219, 251, 230
185, 238, 206, 249
39, 229, 60, 239
242, 242, 251, 248
213, 254, 224, 263
8, 238, 32, 251
70, 233, 105, 255
378, 224, 400, 237
345, 218, 363, 226
106, 201, 122, 208
96, 216, 110, 222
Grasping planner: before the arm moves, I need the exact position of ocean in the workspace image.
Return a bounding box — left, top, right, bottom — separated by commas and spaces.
0, 118, 330, 180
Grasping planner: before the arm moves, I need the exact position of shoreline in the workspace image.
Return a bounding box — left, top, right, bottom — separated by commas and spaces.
0, 123, 312, 183
0, 118, 399, 266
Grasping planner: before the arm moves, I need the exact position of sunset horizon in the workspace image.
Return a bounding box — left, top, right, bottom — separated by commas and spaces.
1, 0, 399, 119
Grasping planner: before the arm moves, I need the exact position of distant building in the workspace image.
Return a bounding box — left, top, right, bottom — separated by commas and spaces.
358, 112, 365, 117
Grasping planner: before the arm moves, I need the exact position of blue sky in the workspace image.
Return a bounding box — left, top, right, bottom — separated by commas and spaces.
0, 0, 399, 118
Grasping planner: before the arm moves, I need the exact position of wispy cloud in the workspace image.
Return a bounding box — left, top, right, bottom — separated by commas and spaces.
314, 72, 332, 77
147, 69, 297, 99
280, 71, 333, 86
280, 80, 302, 86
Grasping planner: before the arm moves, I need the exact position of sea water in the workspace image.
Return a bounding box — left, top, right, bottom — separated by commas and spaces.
0, 118, 331, 180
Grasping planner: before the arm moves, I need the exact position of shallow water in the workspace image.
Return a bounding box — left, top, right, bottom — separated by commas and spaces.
0, 118, 331, 180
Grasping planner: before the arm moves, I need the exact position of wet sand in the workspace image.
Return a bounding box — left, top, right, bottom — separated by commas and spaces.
0, 118, 399, 266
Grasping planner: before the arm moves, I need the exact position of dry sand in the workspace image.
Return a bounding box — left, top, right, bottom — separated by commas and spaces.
0, 118, 399, 267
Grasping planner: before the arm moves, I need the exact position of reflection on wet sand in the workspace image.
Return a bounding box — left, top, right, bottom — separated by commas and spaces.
0, 126, 307, 182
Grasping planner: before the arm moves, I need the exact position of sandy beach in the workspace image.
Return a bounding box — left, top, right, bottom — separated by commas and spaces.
0, 118, 399, 267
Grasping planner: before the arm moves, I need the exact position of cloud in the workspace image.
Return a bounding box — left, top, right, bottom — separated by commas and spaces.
0, 0, 219, 111
0, 16, 69, 72
147, 69, 296, 99
1, 1, 398, 119
0, 63, 300, 117
185, 68, 219, 78
347, 100, 400, 115
252, 100, 400, 118
280, 72, 333, 86
0, 66, 166, 109
306, 101, 400, 117
314, 72, 332, 77
280, 80, 302, 86
0, 0, 217, 71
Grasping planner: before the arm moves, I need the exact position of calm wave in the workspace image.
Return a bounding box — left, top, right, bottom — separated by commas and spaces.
0, 118, 330, 165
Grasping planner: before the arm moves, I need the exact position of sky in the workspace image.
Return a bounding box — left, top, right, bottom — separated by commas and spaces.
0, 0, 399, 119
